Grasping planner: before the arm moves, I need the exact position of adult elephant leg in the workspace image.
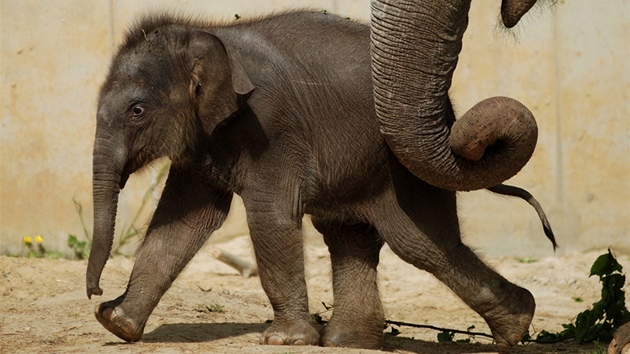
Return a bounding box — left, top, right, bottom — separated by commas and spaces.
243, 191, 319, 346
312, 218, 384, 349
94, 165, 232, 342
372, 171, 534, 353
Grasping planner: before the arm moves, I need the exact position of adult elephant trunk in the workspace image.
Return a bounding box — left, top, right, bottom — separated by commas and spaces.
502, 0, 538, 28
86, 132, 126, 299
371, 0, 538, 191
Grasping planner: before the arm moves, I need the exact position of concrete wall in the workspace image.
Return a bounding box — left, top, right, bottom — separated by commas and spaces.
1, 0, 628, 257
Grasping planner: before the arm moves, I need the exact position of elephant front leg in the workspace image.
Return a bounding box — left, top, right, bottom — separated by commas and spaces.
314, 219, 385, 349
245, 198, 319, 346
94, 166, 232, 342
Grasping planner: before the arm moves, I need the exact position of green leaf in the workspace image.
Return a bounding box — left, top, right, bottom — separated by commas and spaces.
533, 249, 629, 344
437, 331, 454, 342
590, 249, 622, 278
67, 234, 78, 246
389, 327, 400, 336
520, 330, 531, 344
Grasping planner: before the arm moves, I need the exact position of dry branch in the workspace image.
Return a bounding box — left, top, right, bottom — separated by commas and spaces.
210, 247, 258, 278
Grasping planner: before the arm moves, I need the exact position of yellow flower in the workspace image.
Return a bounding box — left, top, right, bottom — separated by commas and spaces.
23, 236, 32, 244
35, 235, 44, 243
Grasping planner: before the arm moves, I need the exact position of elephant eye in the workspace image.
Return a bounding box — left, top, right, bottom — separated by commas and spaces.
131, 105, 145, 117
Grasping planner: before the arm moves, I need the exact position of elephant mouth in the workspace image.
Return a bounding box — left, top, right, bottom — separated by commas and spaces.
119, 162, 134, 189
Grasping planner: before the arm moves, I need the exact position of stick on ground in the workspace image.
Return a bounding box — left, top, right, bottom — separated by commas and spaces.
210, 247, 258, 278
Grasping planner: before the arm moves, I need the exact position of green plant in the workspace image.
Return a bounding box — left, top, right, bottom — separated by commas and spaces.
197, 303, 225, 313
67, 234, 89, 259
530, 248, 630, 343
384, 249, 628, 348
387, 326, 401, 336
436, 325, 477, 343
19, 235, 62, 259
68, 196, 93, 259
437, 330, 455, 342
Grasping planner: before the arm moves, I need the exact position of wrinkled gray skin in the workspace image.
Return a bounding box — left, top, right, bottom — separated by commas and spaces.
370, 0, 540, 192
369, 0, 544, 350
608, 322, 630, 354
88, 9, 549, 353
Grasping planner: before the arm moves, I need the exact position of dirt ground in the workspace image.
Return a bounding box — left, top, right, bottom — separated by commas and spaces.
1, 235, 628, 354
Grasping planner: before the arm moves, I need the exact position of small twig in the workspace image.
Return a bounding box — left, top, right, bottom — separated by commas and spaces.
210, 248, 258, 278
385, 319, 494, 339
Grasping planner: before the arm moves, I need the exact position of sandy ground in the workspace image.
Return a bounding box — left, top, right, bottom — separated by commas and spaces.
1, 235, 627, 354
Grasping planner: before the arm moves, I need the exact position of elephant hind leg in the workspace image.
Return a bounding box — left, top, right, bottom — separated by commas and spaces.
312, 217, 385, 349
371, 177, 534, 352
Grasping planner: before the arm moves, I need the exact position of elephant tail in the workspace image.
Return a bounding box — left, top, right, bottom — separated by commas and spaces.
487, 184, 558, 250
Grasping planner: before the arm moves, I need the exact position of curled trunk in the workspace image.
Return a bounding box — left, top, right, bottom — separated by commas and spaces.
370, 0, 538, 191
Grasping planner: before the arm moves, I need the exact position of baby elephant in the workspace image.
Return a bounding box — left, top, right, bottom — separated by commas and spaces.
87, 11, 550, 352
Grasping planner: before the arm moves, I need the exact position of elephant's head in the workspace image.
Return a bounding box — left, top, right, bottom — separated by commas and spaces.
87, 20, 254, 299
370, 0, 540, 191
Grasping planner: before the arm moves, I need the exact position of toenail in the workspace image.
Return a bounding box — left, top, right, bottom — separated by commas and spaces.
101, 307, 114, 319
266, 335, 284, 345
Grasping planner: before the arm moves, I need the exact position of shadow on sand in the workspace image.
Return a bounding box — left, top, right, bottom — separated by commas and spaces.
135, 321, 504, 353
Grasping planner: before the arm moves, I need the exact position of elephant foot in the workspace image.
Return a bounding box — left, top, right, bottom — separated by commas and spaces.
95, 300, 145, 342
483, 286, 535, 354
260, 318, 319, 346
321, 318, 383, 349
608, 322, 630, 354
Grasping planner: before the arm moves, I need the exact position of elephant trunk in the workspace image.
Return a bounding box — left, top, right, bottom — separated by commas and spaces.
370, 0, 538, 191
86, 133, 125, 299
501, 0, 538, 28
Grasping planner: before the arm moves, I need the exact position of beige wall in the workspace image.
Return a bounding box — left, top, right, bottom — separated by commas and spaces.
1, 0, 628, 257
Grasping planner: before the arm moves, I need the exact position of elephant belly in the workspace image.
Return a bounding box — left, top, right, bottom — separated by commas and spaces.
301, 137, 392, 219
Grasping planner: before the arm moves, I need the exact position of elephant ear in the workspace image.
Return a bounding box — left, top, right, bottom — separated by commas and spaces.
188, 31, 255, 136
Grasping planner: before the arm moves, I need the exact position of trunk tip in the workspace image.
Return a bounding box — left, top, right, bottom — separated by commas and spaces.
87, 286, 103, 300
501, 0, 538, 28
87, 277, 104, 299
